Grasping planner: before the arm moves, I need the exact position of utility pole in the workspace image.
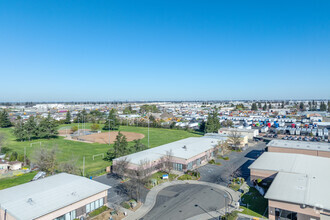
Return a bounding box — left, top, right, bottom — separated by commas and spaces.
83, 156, 85, 177
148, 112, 150, 148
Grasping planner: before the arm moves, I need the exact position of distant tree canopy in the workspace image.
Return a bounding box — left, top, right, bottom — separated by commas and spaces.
65, 111, 71, 124
205, 107, 221, 133
103, 109, 119, 130
140, 105, 160, 114
251, 103, 258, 111
123, 105, 137, 114
235, 104, 245, 110
320, 102, 327, 111
0, 110, 12, 128
13, 113, 58, 141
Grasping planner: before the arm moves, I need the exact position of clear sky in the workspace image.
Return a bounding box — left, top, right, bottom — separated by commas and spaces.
0, 0, 329, 101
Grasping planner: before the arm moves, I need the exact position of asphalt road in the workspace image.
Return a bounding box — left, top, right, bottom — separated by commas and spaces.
198, 142, 266, 185
141, 184, 227, 220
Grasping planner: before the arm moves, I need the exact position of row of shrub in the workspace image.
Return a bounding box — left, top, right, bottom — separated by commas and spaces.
88, 205, 108, 217
208, 159, 221, 165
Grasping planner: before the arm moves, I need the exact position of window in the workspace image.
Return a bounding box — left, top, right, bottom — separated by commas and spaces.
55, 210, 76, 220
91, 201, 95, 211
187, 162, 192, 170
95, 199, 99, 209
99, 198, 104, 206
86, 203, 91, 213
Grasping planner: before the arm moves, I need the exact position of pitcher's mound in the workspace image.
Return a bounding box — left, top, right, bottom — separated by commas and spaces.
79, 131, 145, 144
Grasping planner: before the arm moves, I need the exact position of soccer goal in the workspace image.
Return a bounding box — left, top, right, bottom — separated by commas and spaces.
92, 153, 104, 160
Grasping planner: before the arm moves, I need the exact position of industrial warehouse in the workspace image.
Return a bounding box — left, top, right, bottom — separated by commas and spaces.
113, 137, 220, 174
249, 152, 330, 220
267, 139, 330, 158
0, 173, 110, 220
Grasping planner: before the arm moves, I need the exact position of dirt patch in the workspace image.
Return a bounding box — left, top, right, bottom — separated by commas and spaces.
78, 131, 145, 144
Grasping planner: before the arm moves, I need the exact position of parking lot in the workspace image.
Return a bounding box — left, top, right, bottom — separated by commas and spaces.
198, 142, 266, 185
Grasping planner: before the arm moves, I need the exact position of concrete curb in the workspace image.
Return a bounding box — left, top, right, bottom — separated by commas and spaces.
123, 180, 240, 220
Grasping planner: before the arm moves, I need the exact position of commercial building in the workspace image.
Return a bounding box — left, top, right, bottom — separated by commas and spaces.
0, 173, 110, 220
218, 127, 259, 141
113, 137, 219, 174
249, 152, 330, 220
267, 140, 330, 158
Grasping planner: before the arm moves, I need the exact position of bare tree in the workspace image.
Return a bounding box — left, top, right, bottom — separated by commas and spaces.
161, 149, 173, 174
227, 130, 243, 149
218, 140, 229, 156
32, 146, 58, 174
0, 132, 6, 154
124, 159, 151, 202
113, 157, 130, 179
59, 157, 79, 175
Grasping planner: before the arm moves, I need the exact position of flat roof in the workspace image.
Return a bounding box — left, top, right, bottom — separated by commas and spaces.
249, 152, 330, 210
268, 140, 330, 152
115, 137, 219, 165
0, 173, 110, 220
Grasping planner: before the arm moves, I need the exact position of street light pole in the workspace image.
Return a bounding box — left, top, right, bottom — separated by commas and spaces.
148, 112, 150, 148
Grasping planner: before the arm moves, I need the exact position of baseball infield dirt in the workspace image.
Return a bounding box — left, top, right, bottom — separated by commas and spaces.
78, 131, 145, 144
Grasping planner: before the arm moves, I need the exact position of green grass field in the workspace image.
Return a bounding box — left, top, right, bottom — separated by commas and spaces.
240, 187, 268, 218
0, 124, 201, 177
0, 171, 37, 190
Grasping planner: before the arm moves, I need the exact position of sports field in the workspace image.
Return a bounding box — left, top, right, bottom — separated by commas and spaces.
0, 124, 202, 176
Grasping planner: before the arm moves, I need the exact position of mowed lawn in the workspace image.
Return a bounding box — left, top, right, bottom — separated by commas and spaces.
0, 125, 201, 176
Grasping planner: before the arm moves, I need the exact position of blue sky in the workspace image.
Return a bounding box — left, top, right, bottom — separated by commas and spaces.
0, 0, 329, 101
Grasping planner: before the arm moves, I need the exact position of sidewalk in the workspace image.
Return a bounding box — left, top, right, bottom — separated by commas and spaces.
123, 180, 241, 220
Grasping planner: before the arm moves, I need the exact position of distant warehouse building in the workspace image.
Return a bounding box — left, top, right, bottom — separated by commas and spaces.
113, 137, 219, 175
267, 140, 330, 158
218, 127, 259, 141
0, 173, 110, 220
249, 152, 330, 220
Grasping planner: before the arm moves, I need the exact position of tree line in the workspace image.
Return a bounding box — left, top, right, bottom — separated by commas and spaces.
13, 113, 58, 141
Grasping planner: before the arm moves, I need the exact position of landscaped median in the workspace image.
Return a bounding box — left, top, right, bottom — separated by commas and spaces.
145, 171, 178, 189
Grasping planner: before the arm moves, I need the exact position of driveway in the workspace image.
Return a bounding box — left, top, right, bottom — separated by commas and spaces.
141, 184, 227, 220
198, 142, 266, 185
94, 173, 150, 204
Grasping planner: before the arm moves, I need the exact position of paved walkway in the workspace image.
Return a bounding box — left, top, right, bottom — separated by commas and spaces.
123, 180, 240, 220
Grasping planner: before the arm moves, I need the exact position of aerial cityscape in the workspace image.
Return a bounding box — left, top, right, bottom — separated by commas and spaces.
0, 1, 330, 220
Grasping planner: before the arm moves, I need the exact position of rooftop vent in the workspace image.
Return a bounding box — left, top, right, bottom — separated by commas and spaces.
183, 145, 187, 150
27, 198, 34, 205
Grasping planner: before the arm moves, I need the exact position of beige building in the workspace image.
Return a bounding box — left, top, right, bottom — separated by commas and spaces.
267, 140, 330, 158
0, 160, 22, 174
249, 152, 330, 220
0, 173, 110, 220
218, 127, 259, 141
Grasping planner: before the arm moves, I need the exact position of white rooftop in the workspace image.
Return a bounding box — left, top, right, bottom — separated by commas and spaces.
249, 152, 330, 210
0, 173, 110, 220
268, 140, 330, 152
115, 137, 218, 165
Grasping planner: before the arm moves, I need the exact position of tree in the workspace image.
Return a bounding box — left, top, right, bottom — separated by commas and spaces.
281, 101, 285, 109
132, 139, 147, 152
268, 103, 272, 109
0, 109, 12, 128
103, 109, 119, 130
251, 103, 258, 111
24, 116, 37, 141
71, 125, 78, 133
9, 151, 18, 161
59, 157, 79, 174
90, 123, 100, 131
13, 120, 26, 141
328, 101, 330, 112
32, 146, 58, 174
218, 140, 230, 156
205, 107, 221, 133
161, 150, 173, 174
0, 132, 6, 154
65, 111, 71, 124
228, 130, 242, 149
262, 103, 267, 111
258, 102, 262, 108
113, 157, 130, 179
299, 102, 305, 111
38, 113, 58, 139
320, 102, 327, 111
104, 132, 128, 161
